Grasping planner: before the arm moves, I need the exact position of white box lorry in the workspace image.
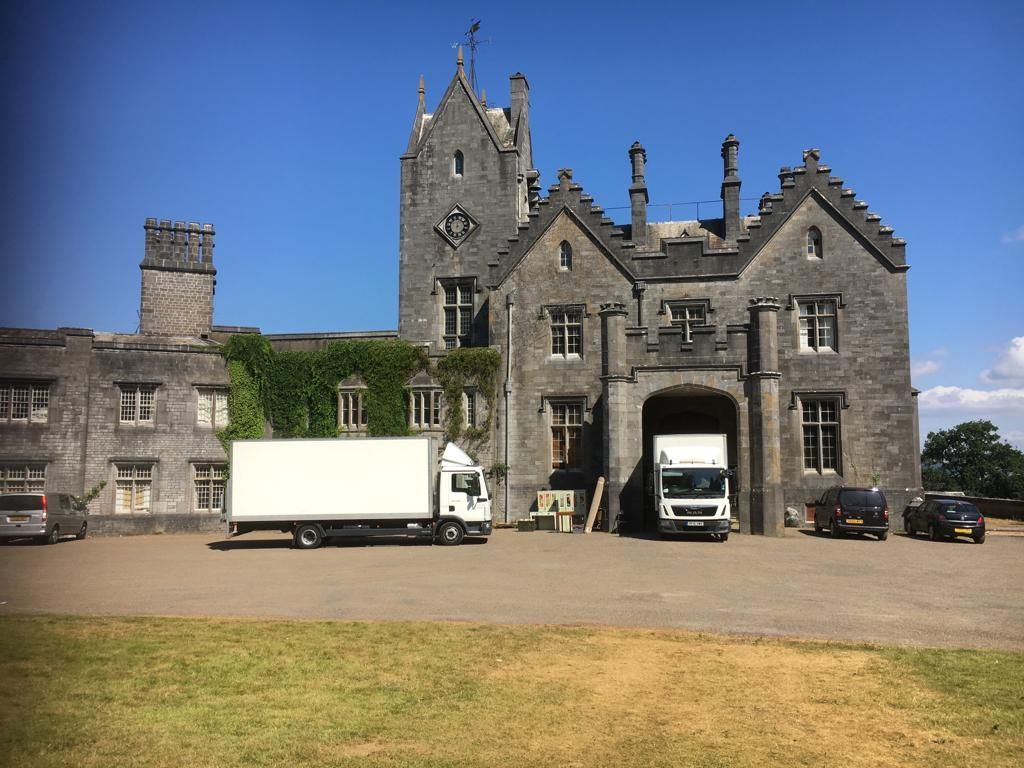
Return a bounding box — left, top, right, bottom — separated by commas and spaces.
225, 436, 491, 549
652, 434, 732, 541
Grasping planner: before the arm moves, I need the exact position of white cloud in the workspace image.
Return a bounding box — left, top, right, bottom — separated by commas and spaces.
981, 337, 1024, 385
911, 359, 941, 377
918, 385, 1024, 411
1001, 225, 1024, 244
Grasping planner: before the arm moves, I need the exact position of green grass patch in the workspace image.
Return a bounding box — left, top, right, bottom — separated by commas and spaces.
0, 616, 1021, 767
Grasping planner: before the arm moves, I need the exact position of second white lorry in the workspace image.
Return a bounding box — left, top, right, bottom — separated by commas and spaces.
225, 436, 491, 549
652, 433, 732, 541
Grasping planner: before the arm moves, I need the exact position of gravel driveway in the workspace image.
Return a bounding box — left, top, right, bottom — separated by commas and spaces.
2, 528, 1022, 649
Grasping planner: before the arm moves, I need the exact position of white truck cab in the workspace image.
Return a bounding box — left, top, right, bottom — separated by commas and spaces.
653, 434, 732, 541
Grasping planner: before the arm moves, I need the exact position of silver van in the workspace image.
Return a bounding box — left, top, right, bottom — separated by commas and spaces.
0, 493, 88, 544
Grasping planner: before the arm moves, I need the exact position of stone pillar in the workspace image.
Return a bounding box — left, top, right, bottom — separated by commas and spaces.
747, 297, 785, 536
628, 142, 648, 248
600, 303, 631, 532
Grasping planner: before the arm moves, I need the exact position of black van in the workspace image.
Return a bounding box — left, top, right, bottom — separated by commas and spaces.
0, 493, 88, 544
812, 486, 889, 541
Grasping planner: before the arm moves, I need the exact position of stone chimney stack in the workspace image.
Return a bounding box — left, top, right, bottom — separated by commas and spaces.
139, 218, 216, 337
628, 141, 648, 247
721, 134, 742, 243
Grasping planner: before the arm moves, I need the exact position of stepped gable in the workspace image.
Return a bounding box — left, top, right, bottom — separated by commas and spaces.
629, 148, 908, 280
488, 168, 638, 287
741, 148, 907, 273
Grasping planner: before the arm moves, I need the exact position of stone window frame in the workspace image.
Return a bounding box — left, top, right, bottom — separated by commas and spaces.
661, 299, 713, 344
544, 304, 585, 359
539, 395, 590, 472
337, 387, 368, 431
790, 391, 849, 475
437, 277, 475, 350
113, 461, 156, 514
787, 293, 844, 354
464, 388, 478, 429
0, 380, 51, 424
0, 462, 46, 493
409, 388, 443, 430
195, 386, 229, 429
453, 150, 464, 179
806, 226, 823, 259
192, 462, 227, 513
118, 383, 159, 426
559, 240, 573, 271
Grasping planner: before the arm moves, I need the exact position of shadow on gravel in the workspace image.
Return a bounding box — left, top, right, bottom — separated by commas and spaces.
206, 536, 490, 551
797, 530, 886, 542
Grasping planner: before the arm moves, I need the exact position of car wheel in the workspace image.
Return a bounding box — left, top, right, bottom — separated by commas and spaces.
829, 519, 841, 539
814, 519, 822, 534
45, 525, 60, 545
928, 523, 941, 542
973, 532, 986, 544
436, 521, 465, 546
905, 519, 915, 537
878, 530, 888, 541
294, 524, 324, 550
76, 522, 88, 540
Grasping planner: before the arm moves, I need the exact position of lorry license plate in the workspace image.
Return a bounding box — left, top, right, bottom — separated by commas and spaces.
8, 515, 28, 522
954, 527, 971, 534
685, 521, 704, 527
846, 518, 863, 524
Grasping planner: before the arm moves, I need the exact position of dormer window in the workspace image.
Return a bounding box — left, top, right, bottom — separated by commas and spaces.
806, 227, 823, 259
453, 151, 464, 178
559, 241, 572, 270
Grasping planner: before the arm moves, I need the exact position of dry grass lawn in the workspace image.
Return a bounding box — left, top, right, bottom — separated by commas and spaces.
1, 616, 1021, 767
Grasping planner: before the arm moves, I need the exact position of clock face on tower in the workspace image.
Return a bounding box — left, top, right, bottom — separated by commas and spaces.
444, 212, 470, 239
434, 205, 478, 249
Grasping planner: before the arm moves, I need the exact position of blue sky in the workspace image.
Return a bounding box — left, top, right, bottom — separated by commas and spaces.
1, 0, 1022, 446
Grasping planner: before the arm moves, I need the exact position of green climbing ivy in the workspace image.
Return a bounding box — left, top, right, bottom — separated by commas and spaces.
435, 347, 501, 458
220, 335, 429, 443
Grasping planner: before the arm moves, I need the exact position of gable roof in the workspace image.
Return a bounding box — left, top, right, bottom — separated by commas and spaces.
402, 62, 516, 159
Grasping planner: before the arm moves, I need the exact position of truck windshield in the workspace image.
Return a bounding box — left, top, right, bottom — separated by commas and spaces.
661, 468, 725, 499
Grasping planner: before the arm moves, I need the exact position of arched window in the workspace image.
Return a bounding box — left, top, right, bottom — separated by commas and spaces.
453, 151, 464, 178
806, 227, 823, 259
559, 241, 572, 270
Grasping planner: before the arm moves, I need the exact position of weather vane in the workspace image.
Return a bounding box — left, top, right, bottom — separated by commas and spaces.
451, 19, 490, 96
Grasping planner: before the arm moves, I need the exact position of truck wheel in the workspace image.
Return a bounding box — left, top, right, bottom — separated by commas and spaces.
44, 525, 60, 545
76, 522, 88, 540
294, 524, 324, 550
436, 521, 464, 546
719, 532, 729, 542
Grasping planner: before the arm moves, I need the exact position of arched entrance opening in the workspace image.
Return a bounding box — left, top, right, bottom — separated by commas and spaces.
640, 387, 740, 532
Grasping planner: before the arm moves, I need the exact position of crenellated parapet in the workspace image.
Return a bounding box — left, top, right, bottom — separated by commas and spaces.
142, 218, 216, 273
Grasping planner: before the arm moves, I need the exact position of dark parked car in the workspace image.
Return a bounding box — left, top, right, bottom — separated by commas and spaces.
813, 486, 889, 540
0, 493, 88, 544
904, 498, 985, 544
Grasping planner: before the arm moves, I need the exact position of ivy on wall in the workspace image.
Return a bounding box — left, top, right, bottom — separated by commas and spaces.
435, 347, 501, 457
220, 336, 499, 457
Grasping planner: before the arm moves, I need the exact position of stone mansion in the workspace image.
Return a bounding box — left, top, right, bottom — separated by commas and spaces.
0, 55, 922, 534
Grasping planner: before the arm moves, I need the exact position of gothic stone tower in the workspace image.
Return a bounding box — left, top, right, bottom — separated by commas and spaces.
399, 51, 535, 352
139, 218, 216, 337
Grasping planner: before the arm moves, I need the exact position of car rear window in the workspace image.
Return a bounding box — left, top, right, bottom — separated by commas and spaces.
937, 502, 980, 515
838, 490, 885, 507
0, 495, 45, 511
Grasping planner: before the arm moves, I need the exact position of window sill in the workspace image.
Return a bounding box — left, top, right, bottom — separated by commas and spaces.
797, 348, 838, 355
